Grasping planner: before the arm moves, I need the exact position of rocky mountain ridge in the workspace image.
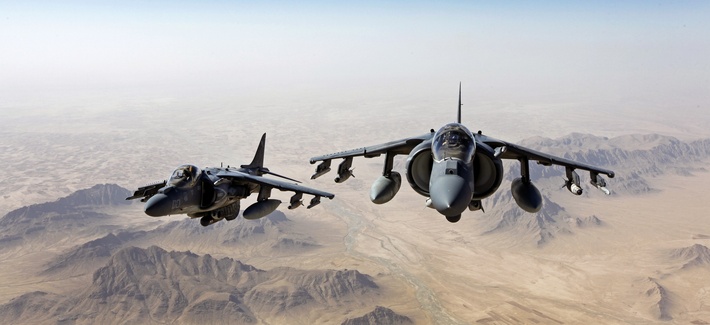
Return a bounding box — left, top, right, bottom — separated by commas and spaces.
508, 133, 710, 194
41, 210, 312, 278
1, 246, 382, 324
0, 184, 131, 246
480, 185, 603, 246
670, 244, 710, 270
341, 306, 413, 325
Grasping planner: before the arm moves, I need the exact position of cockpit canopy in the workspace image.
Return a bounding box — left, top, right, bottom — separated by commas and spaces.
432, 123, 476, 163
168, 164, 201, 188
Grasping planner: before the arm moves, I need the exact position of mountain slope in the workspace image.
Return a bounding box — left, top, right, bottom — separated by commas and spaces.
510, 133, 710, 195
341, 306, 413, 325
2, 246, 380, 324
41, 210, 317, 278
670, 244, 710, 270
0, 184, 131, 247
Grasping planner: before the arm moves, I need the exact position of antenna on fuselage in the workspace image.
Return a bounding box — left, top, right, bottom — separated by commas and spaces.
457, 82, 462, 123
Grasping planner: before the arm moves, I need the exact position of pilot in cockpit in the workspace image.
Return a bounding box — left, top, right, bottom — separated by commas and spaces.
444, 132, 463, 148
169, 165, 199, 187
433, 123, 476, 163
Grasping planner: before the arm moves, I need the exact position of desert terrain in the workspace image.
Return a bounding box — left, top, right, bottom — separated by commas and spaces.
1, 95, 710, 324
2, 2, 709, 323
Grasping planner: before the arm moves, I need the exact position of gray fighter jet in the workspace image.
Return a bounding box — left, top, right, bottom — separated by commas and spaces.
127, 134, 334, 226
309, 84, 614, 223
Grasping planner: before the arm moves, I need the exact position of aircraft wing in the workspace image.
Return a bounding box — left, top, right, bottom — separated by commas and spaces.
310, 132, 433, 161
309, 132, 434, 179
215, 170, 335, 199
479, 134, 615, 178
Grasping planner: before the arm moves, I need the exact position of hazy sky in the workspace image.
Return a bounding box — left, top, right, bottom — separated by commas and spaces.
1, 1, 709, 111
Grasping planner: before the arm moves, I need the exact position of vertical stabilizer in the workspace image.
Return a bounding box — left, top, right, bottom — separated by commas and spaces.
457, 82, 462, 123
242, 133, 266, 169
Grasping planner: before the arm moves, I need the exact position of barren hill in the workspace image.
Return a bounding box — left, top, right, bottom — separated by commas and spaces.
1, 246, 382, 325
41, 210, 319, 278
0, 184, 131, 247
478, 182, 604, 246
670, 244, 710, 270
341, 306, 413, 325
635, 277, 674, 321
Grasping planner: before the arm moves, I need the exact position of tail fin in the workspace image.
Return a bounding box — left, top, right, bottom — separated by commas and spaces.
242, 133, 266, 169
457, 82, 462, 123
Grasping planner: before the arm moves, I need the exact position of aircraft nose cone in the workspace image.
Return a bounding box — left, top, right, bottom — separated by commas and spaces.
429, 175, 472, 217
144, 193, 172, 217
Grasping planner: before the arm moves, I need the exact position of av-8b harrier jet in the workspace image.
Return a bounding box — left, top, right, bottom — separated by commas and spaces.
127, 134, 334, 227
309, 84, 614, 223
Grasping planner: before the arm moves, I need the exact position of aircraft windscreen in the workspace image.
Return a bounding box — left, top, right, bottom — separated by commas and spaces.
168, 164, 200, 187
432, 123, 476, 163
